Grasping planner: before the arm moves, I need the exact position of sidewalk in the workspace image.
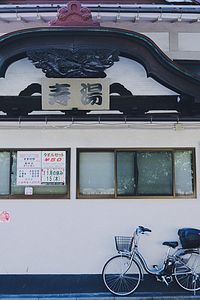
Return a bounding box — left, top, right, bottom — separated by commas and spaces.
0, 275, 199, 299
0, 293, 200, 300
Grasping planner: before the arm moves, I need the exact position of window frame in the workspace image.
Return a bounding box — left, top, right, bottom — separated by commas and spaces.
77, 148, 196, 199
0, 148, 70, 199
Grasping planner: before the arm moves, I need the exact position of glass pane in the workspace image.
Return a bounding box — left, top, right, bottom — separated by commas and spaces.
79, 152, 114, 195
11, 151, 68, 195
117, 152, 136, 195
137, 151, 172, 195
0, 152, 10, 195
175, 150, 194, 196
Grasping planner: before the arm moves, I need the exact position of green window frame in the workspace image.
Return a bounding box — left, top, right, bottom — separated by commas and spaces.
0, 149, 70, 199
77, 148, 196, 199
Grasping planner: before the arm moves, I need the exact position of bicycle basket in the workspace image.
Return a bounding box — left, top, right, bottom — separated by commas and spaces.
115, 236, 133, 253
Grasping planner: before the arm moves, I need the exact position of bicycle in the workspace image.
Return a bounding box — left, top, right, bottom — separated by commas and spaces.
102, 225, 200, 296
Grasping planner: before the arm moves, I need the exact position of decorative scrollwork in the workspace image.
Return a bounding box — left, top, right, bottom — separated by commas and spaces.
27, 49, 119, 78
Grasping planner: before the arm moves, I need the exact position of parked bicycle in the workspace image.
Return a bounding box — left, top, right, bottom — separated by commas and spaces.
102, 225, 200, 296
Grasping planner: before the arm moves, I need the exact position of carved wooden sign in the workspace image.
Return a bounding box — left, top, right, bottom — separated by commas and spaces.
42, 78, 110, 110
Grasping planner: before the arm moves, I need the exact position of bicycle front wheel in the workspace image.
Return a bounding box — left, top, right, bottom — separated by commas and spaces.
175, 251, 200, 291
102, 255, 142, 296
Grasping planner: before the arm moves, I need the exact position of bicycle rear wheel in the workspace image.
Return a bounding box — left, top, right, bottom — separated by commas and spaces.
102, 255, 141, 296
174, 251, 200, 291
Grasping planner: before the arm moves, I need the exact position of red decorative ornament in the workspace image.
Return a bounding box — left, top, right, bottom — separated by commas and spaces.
0, 211, 10, 223
49, 0, 100, 27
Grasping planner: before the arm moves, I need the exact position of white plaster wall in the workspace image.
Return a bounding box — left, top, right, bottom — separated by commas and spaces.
0, 59, 42, 96
141, 32, 169, 52
179, 33, 200, 51
0, 125, 198, 274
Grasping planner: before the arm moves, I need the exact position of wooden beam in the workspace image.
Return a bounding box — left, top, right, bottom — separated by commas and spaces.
0, 95, 197, 117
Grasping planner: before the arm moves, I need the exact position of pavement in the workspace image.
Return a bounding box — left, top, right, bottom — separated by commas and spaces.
0, 293, 200, 300
0, 275, 199, 299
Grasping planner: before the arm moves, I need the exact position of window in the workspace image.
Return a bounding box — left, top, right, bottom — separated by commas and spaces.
79, 152, 114, 195
77, 149, 195, 198
0, 149, 70, 198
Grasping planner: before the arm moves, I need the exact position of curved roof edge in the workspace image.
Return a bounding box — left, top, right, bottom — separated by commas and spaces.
0, 26, 200, 101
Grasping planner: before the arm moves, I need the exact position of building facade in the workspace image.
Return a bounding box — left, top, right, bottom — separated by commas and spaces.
0, 0, 200, 294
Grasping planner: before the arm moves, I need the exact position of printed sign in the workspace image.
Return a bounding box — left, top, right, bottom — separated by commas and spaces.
17, 168, 41, 186
17, 151, 41, 168
42, 168, 65, 184
42, 151, 66, 168
17, 151, 41, 185
17, 151, 66, 186
42, 78, 109, 110
41, 151, 66, 184
25, 187, 33, 195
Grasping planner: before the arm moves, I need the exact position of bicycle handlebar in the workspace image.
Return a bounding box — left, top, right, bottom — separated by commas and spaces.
137, 225, 152, 234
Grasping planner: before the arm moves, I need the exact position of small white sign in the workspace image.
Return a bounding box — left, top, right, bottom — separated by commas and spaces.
25, 187, 33, 195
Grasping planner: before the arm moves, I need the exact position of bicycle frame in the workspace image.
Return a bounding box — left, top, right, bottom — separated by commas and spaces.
132, 248, 162, 275
128, 231, 200, 278
127, 230, 166, 276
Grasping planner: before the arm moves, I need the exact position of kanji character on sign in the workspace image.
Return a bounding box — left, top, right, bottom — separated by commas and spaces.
80, 83, 102, 105
49, 83, 71, 106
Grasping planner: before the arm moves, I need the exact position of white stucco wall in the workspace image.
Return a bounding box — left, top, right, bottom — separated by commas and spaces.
179, 33, 200, 51
0, 124, 198, 274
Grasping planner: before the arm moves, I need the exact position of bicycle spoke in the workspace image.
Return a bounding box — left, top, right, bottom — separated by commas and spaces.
102, 255, 141, 296
175, 252, 200, 291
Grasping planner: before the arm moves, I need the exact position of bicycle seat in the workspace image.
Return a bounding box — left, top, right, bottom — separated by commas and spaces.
162, 241, 178, 248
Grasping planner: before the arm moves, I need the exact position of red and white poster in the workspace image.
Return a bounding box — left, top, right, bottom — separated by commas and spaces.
41, 151, 66, 184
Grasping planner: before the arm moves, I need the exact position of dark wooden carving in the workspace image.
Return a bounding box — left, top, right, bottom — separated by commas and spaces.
27, 49, 119, 78
110, 83, 132, 96
19, 83, 42, 96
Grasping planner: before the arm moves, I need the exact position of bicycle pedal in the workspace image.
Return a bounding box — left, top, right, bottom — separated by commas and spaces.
156, 276, 162, 282
153, 265, 159, 270
161, 276, 170, 286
